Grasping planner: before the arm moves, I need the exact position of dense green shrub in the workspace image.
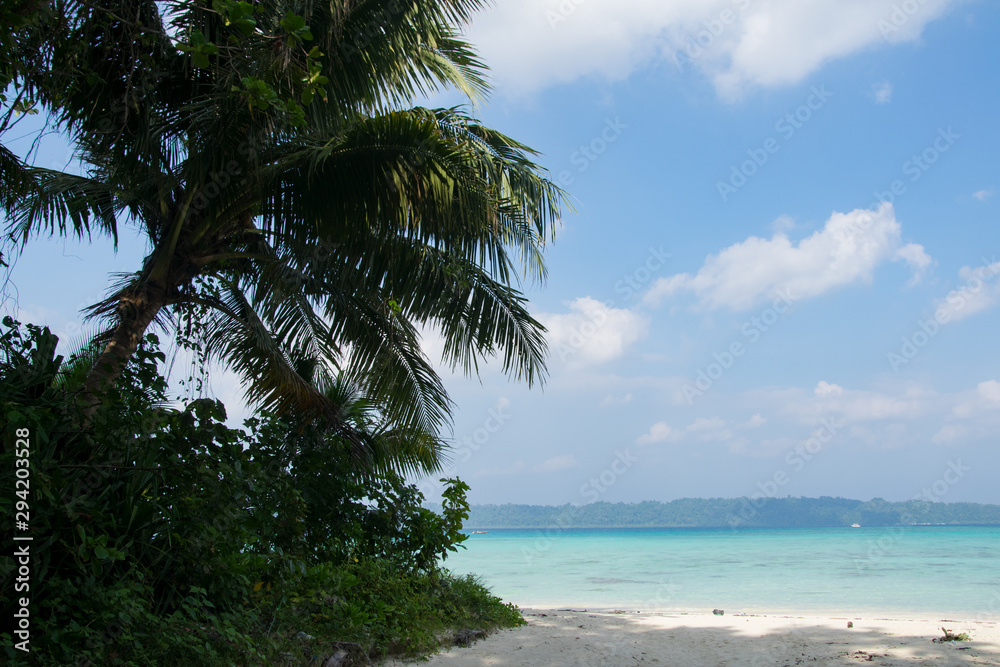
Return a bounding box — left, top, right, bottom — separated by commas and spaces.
0, 319, 521, 664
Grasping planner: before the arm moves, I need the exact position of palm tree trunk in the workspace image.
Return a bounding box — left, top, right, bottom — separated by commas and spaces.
79, 283, 168, 421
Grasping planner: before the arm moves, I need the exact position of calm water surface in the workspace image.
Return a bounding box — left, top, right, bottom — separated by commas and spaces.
442, 526, 1000, 616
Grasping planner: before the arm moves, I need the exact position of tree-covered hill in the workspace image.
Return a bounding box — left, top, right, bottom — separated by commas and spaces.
459, 497, 1000, 529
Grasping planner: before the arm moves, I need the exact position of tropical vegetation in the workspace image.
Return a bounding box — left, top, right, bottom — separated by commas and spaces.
1, 0, 565, 663
3, 0, 564, 432
0, 320, 523, 664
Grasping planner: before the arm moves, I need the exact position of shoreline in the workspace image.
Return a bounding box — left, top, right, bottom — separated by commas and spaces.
512, 604, 995, 622
381, 607, 1000, 666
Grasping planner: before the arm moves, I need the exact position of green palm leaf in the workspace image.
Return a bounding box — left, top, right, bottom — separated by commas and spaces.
3, 0, 569, 476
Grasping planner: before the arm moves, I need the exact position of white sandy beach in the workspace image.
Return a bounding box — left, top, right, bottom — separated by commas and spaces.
381, 608, 1000, 666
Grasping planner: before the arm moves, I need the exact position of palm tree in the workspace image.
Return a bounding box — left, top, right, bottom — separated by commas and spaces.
0, 1, 48, 214
5, 0, 567, 451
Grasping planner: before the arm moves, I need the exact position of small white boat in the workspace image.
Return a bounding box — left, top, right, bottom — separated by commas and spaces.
851, 523, 861, 528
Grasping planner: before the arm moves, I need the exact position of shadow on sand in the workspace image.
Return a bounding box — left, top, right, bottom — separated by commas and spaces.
380, 608, 1000, 667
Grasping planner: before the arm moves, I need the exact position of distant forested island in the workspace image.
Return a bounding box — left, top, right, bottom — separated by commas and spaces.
456, 497, 1000, 529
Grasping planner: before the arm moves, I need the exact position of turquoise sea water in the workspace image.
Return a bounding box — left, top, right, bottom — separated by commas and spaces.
442, 526, 1000, 616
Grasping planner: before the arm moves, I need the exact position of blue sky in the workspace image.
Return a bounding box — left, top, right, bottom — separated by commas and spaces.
4, 0, 999, 506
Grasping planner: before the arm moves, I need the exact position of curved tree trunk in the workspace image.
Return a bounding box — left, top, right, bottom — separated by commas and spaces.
79, 283, 169, 421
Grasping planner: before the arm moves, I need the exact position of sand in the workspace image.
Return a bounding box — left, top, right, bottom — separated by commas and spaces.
380, 608, 1000, 666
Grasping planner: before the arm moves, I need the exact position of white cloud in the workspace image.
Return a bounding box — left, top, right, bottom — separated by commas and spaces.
465, 0, 961, 99
668, 379, 1000, 453
872, 81, 893, 104
641, 274, 690, 304
599, 392, 633, 407
973, 188, 993, 201
757, 383, 924, 425
933, 260, 1000, 323
895, 243, 933, 286
686, 416, 726, 432
950, 380, 1000, 419
978, 380, 1000, 404
841, 395, 919, 421
686, 416, 733, 441
643, 203, 929, 311
739, 413, 767, 429
931, 423, 970, 445
815, 388, 920, 422
532, 454, 580, 472
814, 381, 844, 397
771, 215, 797, 233
637, 421, 673, 444
537, 297, 648, 366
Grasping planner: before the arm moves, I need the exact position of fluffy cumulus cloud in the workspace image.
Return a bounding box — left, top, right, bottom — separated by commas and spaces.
814, 381, 844, 398
643, 203, 930, 311
537, 297, 648, 366
464, 0, 960, 99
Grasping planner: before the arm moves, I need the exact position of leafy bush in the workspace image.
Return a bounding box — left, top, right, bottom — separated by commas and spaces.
257, 562, 525, 663
0, 319, 522, 665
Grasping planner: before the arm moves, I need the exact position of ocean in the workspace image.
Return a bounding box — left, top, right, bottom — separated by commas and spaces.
441, 526, 1000, 617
